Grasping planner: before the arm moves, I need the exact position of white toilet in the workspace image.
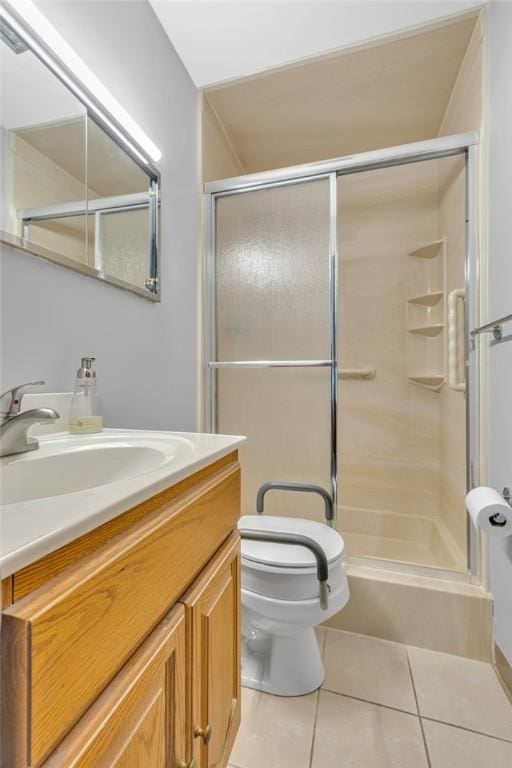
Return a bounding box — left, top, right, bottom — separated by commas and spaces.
238, 513, 349, 697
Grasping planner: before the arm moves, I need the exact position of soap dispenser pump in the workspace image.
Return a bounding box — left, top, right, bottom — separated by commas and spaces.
69, 356, 103, 434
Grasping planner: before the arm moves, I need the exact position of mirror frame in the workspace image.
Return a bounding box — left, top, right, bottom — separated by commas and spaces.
0, 3, 161, 302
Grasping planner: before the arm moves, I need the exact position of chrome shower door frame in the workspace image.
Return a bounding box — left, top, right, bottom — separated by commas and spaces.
203, 132, 480, 574
204, 172, 339, 524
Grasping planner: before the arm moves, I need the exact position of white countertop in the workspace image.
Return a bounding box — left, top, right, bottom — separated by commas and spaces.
0, 429, 245, 578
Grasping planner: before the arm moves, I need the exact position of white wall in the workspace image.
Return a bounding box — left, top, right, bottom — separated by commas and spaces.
487, 0, 512, 665
0, 0, 199, 431
151, 0, 485, 86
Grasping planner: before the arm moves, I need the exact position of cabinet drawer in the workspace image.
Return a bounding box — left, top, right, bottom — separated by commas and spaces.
2, 462, 240, 767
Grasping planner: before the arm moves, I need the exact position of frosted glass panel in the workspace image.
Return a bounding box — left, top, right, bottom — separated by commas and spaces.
97, 208, 150, 288
217, 368, 331, 523
215, 179, 331, 361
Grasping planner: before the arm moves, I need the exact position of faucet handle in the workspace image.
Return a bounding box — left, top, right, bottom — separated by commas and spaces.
0, 380, 45, 418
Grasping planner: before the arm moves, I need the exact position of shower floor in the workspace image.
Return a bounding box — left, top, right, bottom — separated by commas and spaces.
339, 506, 466, 571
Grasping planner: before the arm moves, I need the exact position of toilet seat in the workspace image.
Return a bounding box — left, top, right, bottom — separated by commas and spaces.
239, 515, 346, 601
240, 514, 345, 571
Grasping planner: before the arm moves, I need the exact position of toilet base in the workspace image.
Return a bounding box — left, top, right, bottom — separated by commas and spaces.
242, 627, 325, 696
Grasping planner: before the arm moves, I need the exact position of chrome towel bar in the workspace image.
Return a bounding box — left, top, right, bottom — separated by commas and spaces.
208, 361, 376, 379
208, 360, 333, 368
471, 312, 512, 341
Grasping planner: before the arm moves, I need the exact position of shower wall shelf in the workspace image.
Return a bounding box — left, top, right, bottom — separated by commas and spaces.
407, 375, 445, 392
406, 236, 447, 391
407, 323, 444, 337
407, 291, 444, 307
408, 239, 444, 259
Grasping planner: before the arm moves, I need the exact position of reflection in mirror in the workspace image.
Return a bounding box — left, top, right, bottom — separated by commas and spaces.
0, 18, 159, 299
0, 27, 88, 262
85, 118, 154, 289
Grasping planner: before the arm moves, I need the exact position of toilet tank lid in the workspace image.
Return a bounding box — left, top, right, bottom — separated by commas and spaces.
238, 515, 345, 569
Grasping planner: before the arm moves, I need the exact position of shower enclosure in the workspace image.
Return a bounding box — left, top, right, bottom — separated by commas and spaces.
204, 133, 480, 579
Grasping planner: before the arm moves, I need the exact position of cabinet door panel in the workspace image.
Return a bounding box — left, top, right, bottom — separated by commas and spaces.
182, 534, 241, 768
42, 605, 186, 768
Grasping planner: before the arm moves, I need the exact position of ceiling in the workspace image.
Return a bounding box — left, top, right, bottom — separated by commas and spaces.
204, 14, 477, 173
150, 0, 483, 87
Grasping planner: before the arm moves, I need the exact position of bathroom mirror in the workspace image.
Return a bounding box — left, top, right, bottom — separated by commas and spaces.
0, 16, 160, 300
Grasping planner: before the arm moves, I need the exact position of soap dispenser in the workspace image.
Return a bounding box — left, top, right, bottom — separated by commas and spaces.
69, 357, 103, 434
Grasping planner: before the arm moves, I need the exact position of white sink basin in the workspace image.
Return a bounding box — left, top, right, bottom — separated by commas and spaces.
0, 435, 187, 504
0, 429, 246, 576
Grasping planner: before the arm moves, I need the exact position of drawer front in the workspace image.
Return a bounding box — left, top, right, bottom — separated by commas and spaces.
2, 462, 240, 767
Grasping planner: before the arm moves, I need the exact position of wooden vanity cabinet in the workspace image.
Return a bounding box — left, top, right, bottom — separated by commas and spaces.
1, 453, 242, 768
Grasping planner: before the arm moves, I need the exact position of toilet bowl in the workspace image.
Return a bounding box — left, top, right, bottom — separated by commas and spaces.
239, 514, 349, 696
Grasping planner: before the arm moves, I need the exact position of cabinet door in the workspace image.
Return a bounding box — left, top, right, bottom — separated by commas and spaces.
182, 534, 241, 768
42, 605, 187, 768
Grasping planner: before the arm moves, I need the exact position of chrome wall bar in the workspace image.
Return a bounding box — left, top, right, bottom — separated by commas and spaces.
471, 312, 512, 341
329, 172, 339, 525
17, 191, 151, 221
208, 360, 334, 368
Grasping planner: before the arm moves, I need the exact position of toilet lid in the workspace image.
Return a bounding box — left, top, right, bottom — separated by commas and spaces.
239, 515, 345, 569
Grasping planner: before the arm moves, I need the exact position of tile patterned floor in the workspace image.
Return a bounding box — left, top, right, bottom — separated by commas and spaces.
229, 627, 512, 768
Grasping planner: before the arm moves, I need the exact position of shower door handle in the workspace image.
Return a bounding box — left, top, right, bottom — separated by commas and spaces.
447, 288, 466, 392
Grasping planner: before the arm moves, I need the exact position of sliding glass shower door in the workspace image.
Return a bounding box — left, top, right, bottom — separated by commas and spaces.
205, 136, 478, 577
208, 178, 337, 524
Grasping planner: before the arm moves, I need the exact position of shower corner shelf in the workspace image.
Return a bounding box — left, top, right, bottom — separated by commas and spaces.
407, 375, 445, 392
407, 323, 444, 337
407, 291, 444, 307
406, 236, 447, 392
408, 239, 444, 259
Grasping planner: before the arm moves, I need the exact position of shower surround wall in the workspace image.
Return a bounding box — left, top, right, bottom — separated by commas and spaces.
338, 159, 466, 570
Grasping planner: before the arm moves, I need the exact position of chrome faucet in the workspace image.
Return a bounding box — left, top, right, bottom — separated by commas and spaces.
0, 381, 59, 457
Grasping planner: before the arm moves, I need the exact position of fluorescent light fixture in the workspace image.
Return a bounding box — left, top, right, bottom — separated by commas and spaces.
0, 0, 162, 165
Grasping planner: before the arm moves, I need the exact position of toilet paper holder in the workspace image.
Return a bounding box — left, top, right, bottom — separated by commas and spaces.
489, 487, 511, 527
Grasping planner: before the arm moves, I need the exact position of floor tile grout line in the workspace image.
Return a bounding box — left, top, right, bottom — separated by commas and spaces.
406, 647, 432, 768
319, 627, 327, 658
307, 628, 327, 768
321, 686, 420, 718
308, 688, 321, 768
420, 715, 512, 745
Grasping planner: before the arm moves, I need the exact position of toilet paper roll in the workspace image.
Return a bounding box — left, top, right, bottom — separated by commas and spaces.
465, 486, 512, 538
